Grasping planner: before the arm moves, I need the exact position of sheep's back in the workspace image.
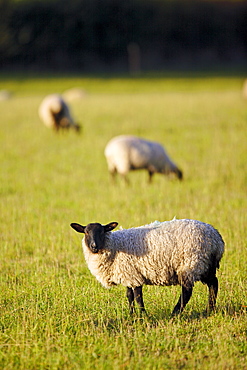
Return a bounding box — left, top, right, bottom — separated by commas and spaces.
107, 219, 224, 287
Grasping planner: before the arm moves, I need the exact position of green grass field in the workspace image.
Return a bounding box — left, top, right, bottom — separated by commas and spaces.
0, 73, 246, 369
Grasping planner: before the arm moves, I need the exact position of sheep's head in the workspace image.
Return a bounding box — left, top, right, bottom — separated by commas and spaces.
175, 168, 183, 180
70, 222, 118, 253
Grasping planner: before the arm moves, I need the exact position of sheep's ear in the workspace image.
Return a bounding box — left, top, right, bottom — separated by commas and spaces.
104, 222, 118, 232
70, 223, 86, 233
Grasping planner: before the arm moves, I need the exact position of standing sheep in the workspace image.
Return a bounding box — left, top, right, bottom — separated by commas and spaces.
70, 218, 224, 315
38, 94, 81, 132
104, 135, 182, 183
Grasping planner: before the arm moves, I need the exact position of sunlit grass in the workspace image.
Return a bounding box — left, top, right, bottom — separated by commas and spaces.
0, 74, 246, 369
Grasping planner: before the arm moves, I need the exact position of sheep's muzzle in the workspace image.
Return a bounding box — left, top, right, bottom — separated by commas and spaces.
90, 242, 99, 253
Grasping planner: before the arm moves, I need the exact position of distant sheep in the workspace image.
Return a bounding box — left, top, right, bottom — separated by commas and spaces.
39, 94, 80, 132
62, 87, 87, 102
242, 79, 247, 100
0, 90, 12, 101
104, 135, 183, 183
70, 218, 224, 315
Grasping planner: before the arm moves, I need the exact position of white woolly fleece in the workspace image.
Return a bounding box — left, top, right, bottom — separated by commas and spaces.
39, 94, 74, 129
82, 219, 224, 289
104, 135, 178, 175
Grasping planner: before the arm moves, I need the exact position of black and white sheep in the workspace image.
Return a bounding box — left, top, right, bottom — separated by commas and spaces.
70, 219, 224, 315
104, 135, 183, 183
38, 94, 81, 132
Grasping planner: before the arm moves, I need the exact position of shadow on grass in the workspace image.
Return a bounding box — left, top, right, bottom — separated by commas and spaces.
219, 303, 247, 317
146, 302, 247, 323
88, 302, 246, 333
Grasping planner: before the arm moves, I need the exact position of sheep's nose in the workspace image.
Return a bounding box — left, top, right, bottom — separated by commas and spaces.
90, 242, 98, 253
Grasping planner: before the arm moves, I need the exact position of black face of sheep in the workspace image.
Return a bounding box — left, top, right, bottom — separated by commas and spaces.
70, 222, 118, 253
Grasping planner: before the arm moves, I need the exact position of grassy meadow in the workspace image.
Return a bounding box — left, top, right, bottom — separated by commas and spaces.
0, 73, 246, 369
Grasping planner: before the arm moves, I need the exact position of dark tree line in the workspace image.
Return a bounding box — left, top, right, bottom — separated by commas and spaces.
1, 0, 247, 72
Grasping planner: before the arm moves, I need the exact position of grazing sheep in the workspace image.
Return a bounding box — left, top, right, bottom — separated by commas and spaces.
70, 218, 224, 315
104, 135, 182, 183
38, 94, 80, 132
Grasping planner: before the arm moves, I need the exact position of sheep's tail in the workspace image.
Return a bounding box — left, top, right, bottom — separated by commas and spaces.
215, 235, 225, 270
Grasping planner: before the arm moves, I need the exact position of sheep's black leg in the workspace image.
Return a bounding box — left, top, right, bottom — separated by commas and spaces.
126, 287, 135, 314
122, 174, 130, 185
109, 170, 117, 183
172, 285, 193, 315
133, 286, 146, 314
207, 276, 218, 312
148, 171, 154, 183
